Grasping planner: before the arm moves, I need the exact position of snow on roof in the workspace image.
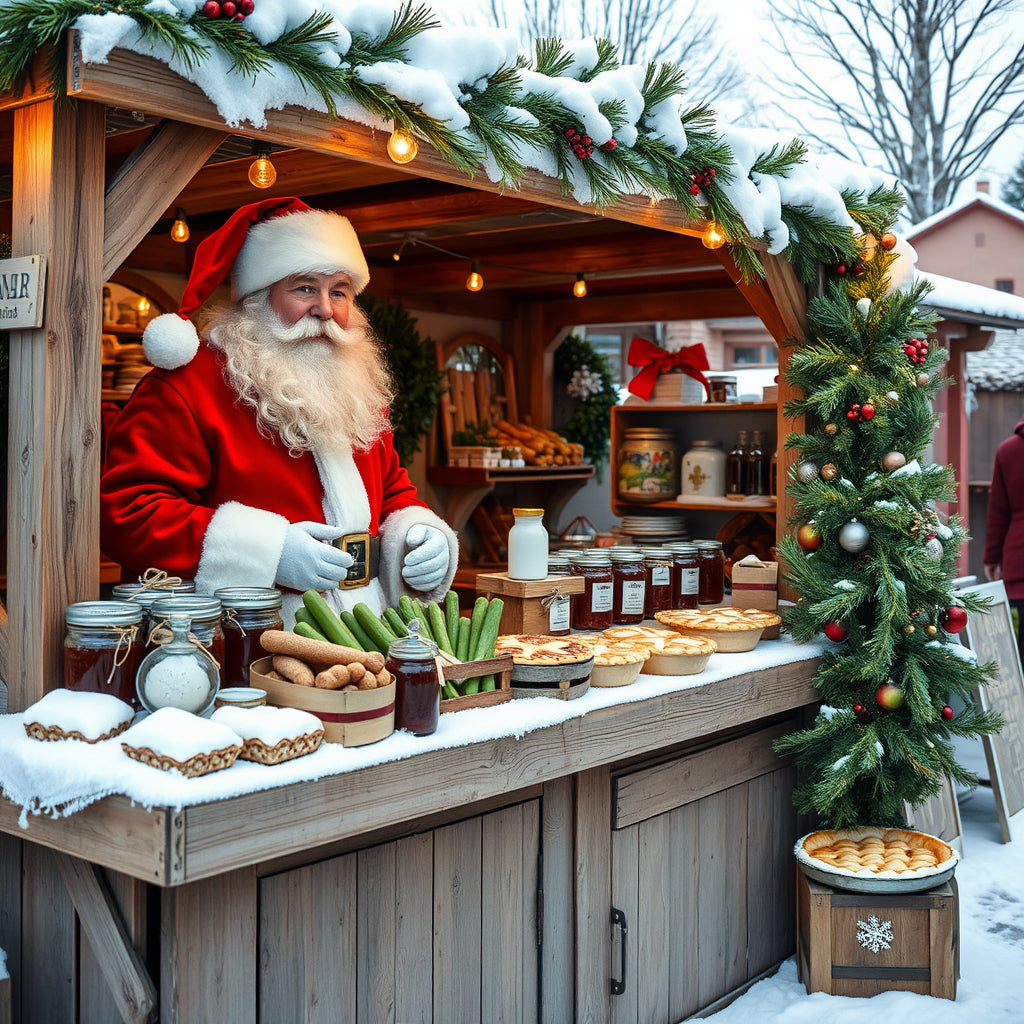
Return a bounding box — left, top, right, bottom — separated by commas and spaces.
917, 271, 1024, 329
966, 329, 1024, 392
906, 191, 1024, 240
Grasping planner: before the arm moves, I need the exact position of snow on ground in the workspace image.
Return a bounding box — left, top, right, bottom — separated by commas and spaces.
702, 782, 1024, 1022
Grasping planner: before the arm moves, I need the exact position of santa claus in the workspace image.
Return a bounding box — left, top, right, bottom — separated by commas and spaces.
100, 197, 457, 625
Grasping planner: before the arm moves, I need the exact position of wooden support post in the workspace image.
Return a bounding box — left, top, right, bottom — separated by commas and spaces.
55, 854, 156, 1024
6, 98, 105, 710
575, 766, 612, 1023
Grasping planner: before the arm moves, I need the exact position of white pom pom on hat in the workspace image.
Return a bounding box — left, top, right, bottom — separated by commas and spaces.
143, 196, 370, 370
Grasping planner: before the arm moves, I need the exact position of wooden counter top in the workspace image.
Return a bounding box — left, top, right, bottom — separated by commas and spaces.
0, 653, 819, 887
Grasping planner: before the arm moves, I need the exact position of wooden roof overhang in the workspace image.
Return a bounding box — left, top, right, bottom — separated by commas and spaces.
0, 34, 810, 710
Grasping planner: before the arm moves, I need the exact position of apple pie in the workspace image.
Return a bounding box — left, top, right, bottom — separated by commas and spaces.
797, 827, 956, 881
495, 634, 594, 665
655, 607, 781, 652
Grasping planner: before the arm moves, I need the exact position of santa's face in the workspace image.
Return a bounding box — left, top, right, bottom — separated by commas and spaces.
269, 271, 354, 334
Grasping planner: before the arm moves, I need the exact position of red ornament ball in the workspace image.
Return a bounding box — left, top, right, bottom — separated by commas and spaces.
835, 264, 847, 276
240, 0, 255, 11
853, 702, 868, 718
824, 621, 848, 642
796, 523, 822, 552
942, 705, 955, 720
202, 0, 221, 15
852, 261, 865, 276
875, 681, 905, 711
860, 402, 875, 420
939, 606, 968, 634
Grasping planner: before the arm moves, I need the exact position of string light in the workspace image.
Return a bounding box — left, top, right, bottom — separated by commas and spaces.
387, 129, 419, 164
247, 141, 277, 188
701, 221, 726, 249
170, 207, 190, 244
391, 237, 410, 262
573, 274, 587, 298
466, 261, 484, 292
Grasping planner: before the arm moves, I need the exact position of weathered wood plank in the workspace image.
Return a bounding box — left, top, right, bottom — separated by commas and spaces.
575, 767, 612, 1024
520, 800, 540, 1024
614, 722, 791, 827
610, 823, 639, 1024
774, 766, 799, 959
358, 841, 398, 1024
482, 803, 525, 1023
394, 832, 433, 1024
723, 784, 749, 993
434, 816, 482, 1023
161, 867, 257, 1023
103, 120, 228, 281
696, 791, 728, 1009
54, 854, 156, 1024
745, 773, 777, 978
8, 98, 104, 711
0, 832, 21, 1024
540, 777, 574, 1024
637, 813, 671, 1024
667, 801, 700, 1023
22, 846, 75, 1024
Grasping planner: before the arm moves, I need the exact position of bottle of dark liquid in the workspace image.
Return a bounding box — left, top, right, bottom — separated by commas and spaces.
769, 443, 779, 499
726, 430, 748, 496
746, 430, 768, 496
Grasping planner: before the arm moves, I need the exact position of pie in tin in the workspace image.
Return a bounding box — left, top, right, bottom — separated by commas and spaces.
495, 634, 593, 665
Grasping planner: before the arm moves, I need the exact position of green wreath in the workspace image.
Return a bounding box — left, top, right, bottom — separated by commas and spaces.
554, 334, 618, 481
360, 295, 446, 465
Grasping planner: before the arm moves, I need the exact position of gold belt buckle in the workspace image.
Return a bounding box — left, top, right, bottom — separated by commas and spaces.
336, 531, 371, 588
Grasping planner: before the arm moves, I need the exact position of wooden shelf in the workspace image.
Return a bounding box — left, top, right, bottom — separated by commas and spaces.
617, 401, 776, 413
428, 464, 594, 487
614, 496, 776, 513
103, 323, 144, 336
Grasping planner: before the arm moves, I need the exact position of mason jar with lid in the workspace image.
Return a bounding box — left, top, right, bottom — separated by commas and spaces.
617, 428, 678, 503
150, 595, 225, 668
641, 548, 674, 617
508, 508, 548, 580
543, 554, 573, 635
680, 441, 727, 498
387, 619, 440, 736
707, 375, 738, 404
569, 551, 614, 630
665, 542, 700, 609
136, 611, 220, 717
696, 540, 726, 604
64, 600, 145, 708
610, 548, 646, 625
215, 587, 284, 687
111, 578, 195, 642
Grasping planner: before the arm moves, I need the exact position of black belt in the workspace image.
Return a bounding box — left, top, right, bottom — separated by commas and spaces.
334, 532, 380, 588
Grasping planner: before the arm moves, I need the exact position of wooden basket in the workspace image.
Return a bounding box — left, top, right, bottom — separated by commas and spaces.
440, 654, 514, 713
448, 445, 502, 468
248, 657, 395, 747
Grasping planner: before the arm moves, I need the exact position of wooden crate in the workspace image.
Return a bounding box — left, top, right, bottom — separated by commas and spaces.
475, 571, 585, 635
796, 865, 959, 999
448, 445, 501, 468
440, 654, 514, 713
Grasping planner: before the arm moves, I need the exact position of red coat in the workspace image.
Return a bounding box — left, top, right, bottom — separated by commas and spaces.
983, 418, 1024, 601
101, 344, 455, 615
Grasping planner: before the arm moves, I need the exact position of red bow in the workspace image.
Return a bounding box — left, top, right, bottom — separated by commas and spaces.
627, 337, 710, 401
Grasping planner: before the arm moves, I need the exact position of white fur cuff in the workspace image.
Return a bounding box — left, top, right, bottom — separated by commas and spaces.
195, 501, 290, 594
378, 506, 458, 607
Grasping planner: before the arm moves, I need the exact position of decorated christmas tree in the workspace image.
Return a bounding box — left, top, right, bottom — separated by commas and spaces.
774, 229, 1003, 829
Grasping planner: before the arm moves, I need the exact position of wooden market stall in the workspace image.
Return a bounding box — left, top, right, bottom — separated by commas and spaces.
0, 27, 835, 1024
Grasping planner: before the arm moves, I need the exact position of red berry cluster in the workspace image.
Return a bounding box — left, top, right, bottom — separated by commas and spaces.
564, 126, 593, 159
903, 338, 928, 365
835, 261, 865, 276
846, 401, 875, 422
853, 702, 871, 721
202, 0, 254, 20
688, 167, 717, 196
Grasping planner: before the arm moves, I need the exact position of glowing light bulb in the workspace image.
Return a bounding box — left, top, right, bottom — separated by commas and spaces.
466, 261, 484, 292
701, 221, 726, 249
170, 207, 189, 243
248, 143, 277, 188
573, 274, 587, 298
387, 129, 419, 164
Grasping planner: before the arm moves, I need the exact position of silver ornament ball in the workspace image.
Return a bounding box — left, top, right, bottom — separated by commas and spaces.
797, 461, 820, 483
885, 391, 899, 406
924, 537, 944, 561
839, 520, 870, 553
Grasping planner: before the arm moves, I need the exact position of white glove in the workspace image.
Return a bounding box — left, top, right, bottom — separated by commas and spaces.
275, 521, 354, 592
402, 524, 450, 592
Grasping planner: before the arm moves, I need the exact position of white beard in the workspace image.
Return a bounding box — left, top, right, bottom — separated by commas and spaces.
206, 292, 394, 455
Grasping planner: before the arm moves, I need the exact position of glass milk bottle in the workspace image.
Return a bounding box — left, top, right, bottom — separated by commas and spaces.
508, 508, 548, 580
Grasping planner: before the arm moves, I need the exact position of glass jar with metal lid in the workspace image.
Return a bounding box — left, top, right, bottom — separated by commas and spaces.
150, 594, 225, 668
214, 587, 284, 687
387, 619, 440, 736
111, 578, 195, 640
665, 542, 700, 609
617, 428, 678, 503
610, 548, 646, 625
64, 600, 145, 708
695, 540, 726, 604
543, 554, 573, 635
569, 551, 614, 630
136, 610, 220, 717
641, 547, 674, 618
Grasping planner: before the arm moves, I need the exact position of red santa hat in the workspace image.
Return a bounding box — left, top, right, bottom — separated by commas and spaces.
143, 196, 370, 370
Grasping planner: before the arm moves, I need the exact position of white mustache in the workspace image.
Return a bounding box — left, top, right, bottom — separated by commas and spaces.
273, 314, 349, 344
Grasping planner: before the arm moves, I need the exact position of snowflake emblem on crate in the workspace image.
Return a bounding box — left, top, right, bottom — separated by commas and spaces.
856, 915, 894, 953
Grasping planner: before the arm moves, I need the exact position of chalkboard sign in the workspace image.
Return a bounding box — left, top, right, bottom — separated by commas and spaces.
958, 580, 1024, 843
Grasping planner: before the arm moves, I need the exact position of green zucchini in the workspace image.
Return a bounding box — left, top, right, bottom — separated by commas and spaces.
427, 601, 454, 656
444, 591, 460, 652
397, 594, 417, 624
303, 590, 361, 648
353, 602, 394, 654
456, 616, 472, 661
340, 610, 372, 652
294, 620, 327, 643
382, 607, 409, 637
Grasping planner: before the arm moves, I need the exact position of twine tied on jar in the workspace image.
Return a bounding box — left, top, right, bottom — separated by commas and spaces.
146, 619, 222, 670
105, 624, 139, 688
540, 584, 569, 610
127, 567, 184, 598
220, 606, 247, 636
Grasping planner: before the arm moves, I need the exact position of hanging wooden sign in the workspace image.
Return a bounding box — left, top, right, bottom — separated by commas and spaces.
0, 254, 47, 328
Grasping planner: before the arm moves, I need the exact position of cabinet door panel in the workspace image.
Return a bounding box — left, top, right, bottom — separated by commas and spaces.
637, 813, 671, 1024
610, 822, 639, 1024
666, 801, 700, 1023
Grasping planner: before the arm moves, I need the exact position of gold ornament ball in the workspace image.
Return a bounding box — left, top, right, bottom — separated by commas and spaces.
881, 451, 907, 472
880, 232, 897, 250
916, 372, 930, 386
904, 624, 915, 635
821, 463, 838, 481
825, 423, 838, 436
925, 624, 938, 636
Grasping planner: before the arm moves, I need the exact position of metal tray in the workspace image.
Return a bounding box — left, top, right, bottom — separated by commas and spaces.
798, 858, 956, 894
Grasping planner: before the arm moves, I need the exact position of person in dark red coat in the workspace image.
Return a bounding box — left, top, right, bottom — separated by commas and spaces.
983, 417, 1024, 666
101, 198, 457, 626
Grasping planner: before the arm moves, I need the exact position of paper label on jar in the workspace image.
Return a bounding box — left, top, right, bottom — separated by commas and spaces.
621, 579, 646, 614
548, 596, 570, 632
591, 581, 613, 613
680, 568, 700, 595
651, 566, 670, 586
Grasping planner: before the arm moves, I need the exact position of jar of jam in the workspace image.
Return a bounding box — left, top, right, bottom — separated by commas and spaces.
215, 587, 284, 687
641, 548, 674, 617
112, 578, 195, 644
665, 543, 700, 609
611, 549, 646, 625
541, 554, 573, 636
64, 600, 145, 708
696, 540, 725, 604
569, 551, 614, 630
387, 619, 440, 736
150, 595, 225, 669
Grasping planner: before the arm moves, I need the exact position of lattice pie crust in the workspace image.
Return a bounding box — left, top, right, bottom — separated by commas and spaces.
798, 827, 955, 879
